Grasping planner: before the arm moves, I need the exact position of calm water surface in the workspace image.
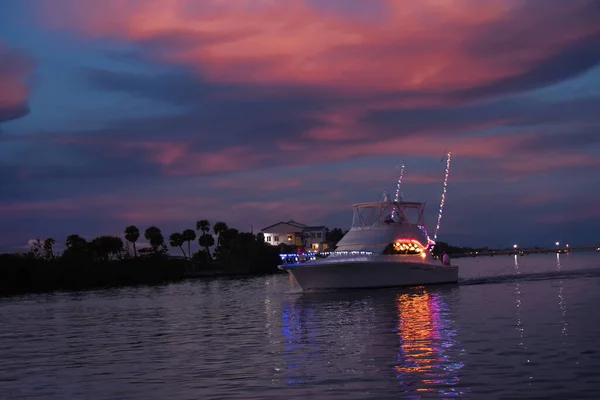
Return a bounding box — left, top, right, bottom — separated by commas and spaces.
1, 252, 600, 399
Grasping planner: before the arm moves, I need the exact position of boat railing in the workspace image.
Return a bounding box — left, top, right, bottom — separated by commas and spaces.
279, 250, 374, 264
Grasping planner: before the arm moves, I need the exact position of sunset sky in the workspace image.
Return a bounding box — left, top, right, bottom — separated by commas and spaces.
1, 0, 600, 252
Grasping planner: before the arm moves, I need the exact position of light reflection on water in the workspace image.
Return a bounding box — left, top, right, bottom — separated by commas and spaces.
278, 284, 469, 397
1, 253, 600, 399
395, 289, 466, 397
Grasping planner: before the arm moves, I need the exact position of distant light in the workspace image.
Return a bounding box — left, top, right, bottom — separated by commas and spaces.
555, 242, 560, 246
566, 244, 569, 248
513, 244, 518, 249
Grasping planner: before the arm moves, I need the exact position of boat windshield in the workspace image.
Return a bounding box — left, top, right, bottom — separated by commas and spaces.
351, 201, 424, 228
351, 203, 404, 228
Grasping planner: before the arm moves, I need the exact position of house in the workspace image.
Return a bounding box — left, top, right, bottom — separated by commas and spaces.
260, 220, 306, 246
261, 220, 330, 251
302, 226, 329, 252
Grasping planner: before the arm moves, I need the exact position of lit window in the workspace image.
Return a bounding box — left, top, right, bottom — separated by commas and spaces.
287, 234, 293, 241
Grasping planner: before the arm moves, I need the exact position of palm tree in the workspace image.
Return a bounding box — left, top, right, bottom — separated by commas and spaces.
196, 220, 212, 260
169, 232, 186, 258
124, 225, 140, 257
196, 219, 210, 234
144, 226, 165, 252
182, 229, 196, 259
198, 233, 215, 260
213, 221, 228, 249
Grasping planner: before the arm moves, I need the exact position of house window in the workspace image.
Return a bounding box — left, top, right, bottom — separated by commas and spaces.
310, 232, 316, 238
317, 232, 322, 239
266, 236, 271, 242
274, 236, 279, 242
287, 234, 293, 241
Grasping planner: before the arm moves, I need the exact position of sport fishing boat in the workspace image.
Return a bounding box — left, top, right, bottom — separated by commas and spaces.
278, 153, 458, 291
278, 196, 458, 291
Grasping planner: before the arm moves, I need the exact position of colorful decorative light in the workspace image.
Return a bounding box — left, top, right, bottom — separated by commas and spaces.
393, 238, 427, 253
418, 225, 436, 247
433, 151, 452, 241
391, 161, 405, 219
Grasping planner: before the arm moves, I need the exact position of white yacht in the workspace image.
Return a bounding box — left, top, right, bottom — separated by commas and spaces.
278, 197, 458, 291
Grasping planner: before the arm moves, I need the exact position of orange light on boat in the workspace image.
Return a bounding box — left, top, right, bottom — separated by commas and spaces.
394, 238, 426, 253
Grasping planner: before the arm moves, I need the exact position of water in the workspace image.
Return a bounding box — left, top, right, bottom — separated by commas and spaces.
1, 252, 600, 399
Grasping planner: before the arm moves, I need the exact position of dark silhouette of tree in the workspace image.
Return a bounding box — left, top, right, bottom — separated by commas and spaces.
256, 232, 265, 243
219, 228, 239, 248
196, 220, 213, 259
213, 221, 228, 248
65, 234, 87, 249
124, 225, 140, 257
196, 220, 210, 235
90, 236, 124, 262
144, 226, 164, 252
326, 228, 345, 246
43, 238, 56, 260
198, 233, 215, 260
63, 234, 89, 260
212, 227, 238, 261
169, 232, 186, 258
28, 238, 44, 259
182, 229, 196, 259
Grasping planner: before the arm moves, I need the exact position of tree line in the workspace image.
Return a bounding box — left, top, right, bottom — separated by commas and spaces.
26, 223, 348, 263
0, 219, 290, 296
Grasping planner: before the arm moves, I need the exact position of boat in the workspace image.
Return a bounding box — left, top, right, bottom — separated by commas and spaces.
278, 194, 459, 291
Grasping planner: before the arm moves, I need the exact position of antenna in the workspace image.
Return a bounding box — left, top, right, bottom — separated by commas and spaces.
433, 151, 452, 241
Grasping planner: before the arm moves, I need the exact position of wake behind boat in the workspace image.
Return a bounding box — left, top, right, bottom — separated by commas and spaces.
278, 153, 457, 291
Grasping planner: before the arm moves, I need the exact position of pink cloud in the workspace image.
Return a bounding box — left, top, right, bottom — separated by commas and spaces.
40, 0, 599, 94
34, 0, 600, 183
119, 141, 190, 166
0, 41, 34, 118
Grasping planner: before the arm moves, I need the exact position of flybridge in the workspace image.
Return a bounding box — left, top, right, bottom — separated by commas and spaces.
351, 201, 427, 229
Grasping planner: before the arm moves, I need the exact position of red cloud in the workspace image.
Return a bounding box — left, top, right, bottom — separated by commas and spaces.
40, 0, 599, 94
0, 41, 34, 121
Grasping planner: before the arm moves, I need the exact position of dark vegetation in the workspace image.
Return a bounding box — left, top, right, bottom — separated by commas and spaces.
1, 221, 349, 297
0, 220, 314, 297
431, 241, 480, 257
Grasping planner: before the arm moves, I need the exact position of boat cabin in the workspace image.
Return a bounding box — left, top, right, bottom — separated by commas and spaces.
334, 200, 434, 255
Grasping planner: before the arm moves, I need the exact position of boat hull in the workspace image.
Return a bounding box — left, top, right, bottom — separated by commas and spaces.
279, 259, 458, 291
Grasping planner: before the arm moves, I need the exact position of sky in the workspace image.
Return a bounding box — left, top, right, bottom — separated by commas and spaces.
1, 0, 600, 252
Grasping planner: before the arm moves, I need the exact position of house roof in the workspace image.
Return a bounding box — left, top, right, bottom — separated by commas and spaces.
302, 226, 327, 232
261, 220, 307, 232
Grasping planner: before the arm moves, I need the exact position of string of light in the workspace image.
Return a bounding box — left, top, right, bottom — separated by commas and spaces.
433, 151, 452, 241
394, 161, 405, 202
391, 161, 405, 219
